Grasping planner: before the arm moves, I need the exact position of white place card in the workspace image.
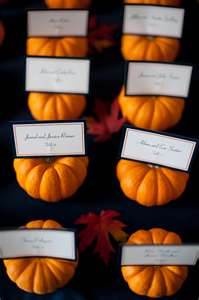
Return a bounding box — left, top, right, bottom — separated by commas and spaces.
121, 245, 199, 266
28, 10, 88, 37
123, 5, 184, 38
13, 122, 86, 157
26, 57, 90, 94
126, 62, 193, 98
0, 229, 76, 260
121, 128, 197, 171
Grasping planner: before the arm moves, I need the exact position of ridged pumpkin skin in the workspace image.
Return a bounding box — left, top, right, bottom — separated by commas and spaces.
118, 88, 185, 131
45, 0, 91, 8
28, 93, 86, 121
122, 228, 188, 298
125, 0, 181, 6
122, 36, 180, 61
117, 160, 189, 206
14, 157, 89, 202
0, 21, 5, 46
27, 37, 88, 57
4, 220, 77, 295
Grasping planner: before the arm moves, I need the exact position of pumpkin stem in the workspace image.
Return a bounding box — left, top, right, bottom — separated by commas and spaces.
147, 36, 154, 41
148, 164, 159, 169
45, 157, 54, 163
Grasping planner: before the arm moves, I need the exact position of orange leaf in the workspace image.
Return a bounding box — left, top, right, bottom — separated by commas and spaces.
88, 15, 119, 53
93, 39, 116, 52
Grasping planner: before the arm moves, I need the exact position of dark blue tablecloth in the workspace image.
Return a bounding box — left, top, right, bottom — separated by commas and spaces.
1, 0, 199, 299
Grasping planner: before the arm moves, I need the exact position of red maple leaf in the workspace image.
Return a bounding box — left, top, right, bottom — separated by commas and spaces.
0, 21, 5, 46
88, 16, 118, 53
75, 210, 128, 265
87, 99, 125, 142
0, 0, 8, 4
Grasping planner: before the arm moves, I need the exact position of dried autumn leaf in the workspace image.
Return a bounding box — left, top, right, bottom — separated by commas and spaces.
88, 15, 118, 53
87, 99, 125, 142
0, 21, 5, 46
75, 210, 128, 264
0, 0, 8, 4
93, 40, 115, 53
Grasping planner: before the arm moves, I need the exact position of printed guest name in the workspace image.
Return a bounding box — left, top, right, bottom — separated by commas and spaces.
130, 14, 178, 24
23, 237, 52, 244
24, 132, 75, 142
144, 248, 179, 258
40, 68, 75, 76
49, 18, 69, 24
139, 140, 182, 153
138, 72, 180, 80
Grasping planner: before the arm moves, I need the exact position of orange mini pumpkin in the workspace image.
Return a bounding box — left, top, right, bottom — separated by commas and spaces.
122, 228, 188, 298
45, 0, 91, 8
27, 37, 88, 57
4, 219, 77, 294
14, 157, 89, 202
0, 21, 5, 46
118, 87, 185, 131
28, 93, 86, 121
121, 35, 180, 61
117, 160, 189, 206
125, 0, 181, 6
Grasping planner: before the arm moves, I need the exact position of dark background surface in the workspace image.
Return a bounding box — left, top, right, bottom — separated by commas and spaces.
1, 0, 199, 299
